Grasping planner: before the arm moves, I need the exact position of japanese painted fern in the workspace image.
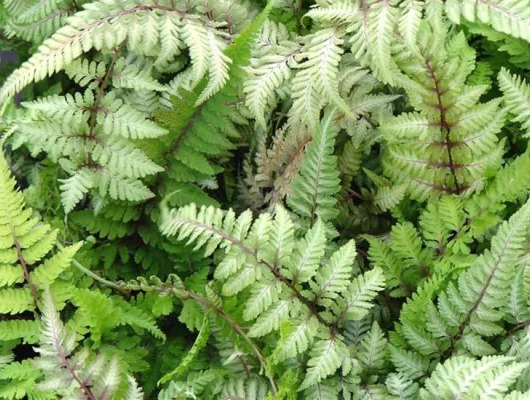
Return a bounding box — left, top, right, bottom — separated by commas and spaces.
3, 0, 530, 399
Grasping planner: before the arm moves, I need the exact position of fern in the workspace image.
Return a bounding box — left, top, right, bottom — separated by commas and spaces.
0, 0, 236, 103
446, 0, 530, 43
289, 29, 350, 126
244, 21, 299, 129
159, 202, 384, 391
287, 112, 341, 225
498, 67, 530, 137
420, 356, 528, 399
153, 0, 278, 210
0, 152, 158, 397
33, 288, 143, 399
306, 0, 400, 86
395, 197, 530, 363
0, 152, 79, 319
3, 0, 77, 43
3, 0, 530, 398
381, 19, 505, 200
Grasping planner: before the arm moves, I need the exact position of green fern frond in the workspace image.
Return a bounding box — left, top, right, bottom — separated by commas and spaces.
386, 372, 420, 399
0, 288, 34, 314
398, 197, 530, 359
0, 0, 239, 104
155, 2, 277, 207
287, 112, 341, 224
0, 153, 82, 317
399, 0, 425, 48
310, 240, 357, 304
446, 0, 530, 43
299, 337, 348, 390
33, 288, 138, 399
358, 322, 388, 373
244, 23, 299, 128
160, 202, 384, 390
4, 0, 74, 43
59, 170, 94, 214
331, 267, 385, 323
289, 29, 350, 125
30, 242, 83, 288
381, 21, 505, 200
420, 356, 528, 399
308, 0, 400, 86
159, 311, 210, 384
498, 67, 530, 137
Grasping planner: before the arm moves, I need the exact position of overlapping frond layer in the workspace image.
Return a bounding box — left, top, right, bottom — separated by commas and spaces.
0, 0, 234, 104
160, 202, 384, 390
154, 1, 277, 206
396, 197, 530, 360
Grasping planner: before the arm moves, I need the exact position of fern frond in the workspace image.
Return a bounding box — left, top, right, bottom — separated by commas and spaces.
99, 91, 168, 139
367, 0, 400, 84
290, 29, 350, 125
195, 29, 232, 104
0, 320, 40, 343
332, 267, 385, 323
299, 337, 348, 390
96, 170, 155, 202
59, 169, 94, 214
112, 58, 167, 92
506, 267, 530, 324
399, 0, 425, 48
447, 0, 530, 43
310, 240, 357, 303
244, 48, 297, 129
0, 265, 23, 287
34, 288, 137, 399
386, 372, 419, 399
498, 67, 530, 137
92, 356, 121, 399
0, 0, 244, 104
402, 198, 530, 359
30, 242, 83, 288
272, 314, 319, 363
0, 288, 34, 314
159, 312, 210, 384
160, 202, 384, 390
308, 0, 400, 85
4, 0, 73, 43
420, 356, 528, 399
125, 375, 144, 400
287, 112, 341, 224
155, 2, 276, 208
358, 322, 388, 372
0, 153, 79, 313
284, 219, 326, 283
91, 137, 164, 178
382, 21, 504, 199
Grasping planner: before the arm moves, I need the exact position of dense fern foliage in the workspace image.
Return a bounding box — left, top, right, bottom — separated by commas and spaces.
3, 0, 530, 398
